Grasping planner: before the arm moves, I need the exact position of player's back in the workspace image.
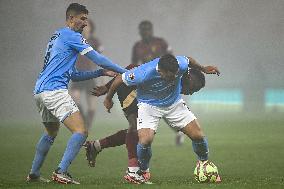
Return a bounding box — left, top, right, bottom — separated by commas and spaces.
34, 27, 90, 94
124, 56, 189, 107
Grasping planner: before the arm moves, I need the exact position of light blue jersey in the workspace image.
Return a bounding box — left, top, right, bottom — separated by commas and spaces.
34, 27, 127, 94
34, 27, 93, 94
122, 56, 190, 107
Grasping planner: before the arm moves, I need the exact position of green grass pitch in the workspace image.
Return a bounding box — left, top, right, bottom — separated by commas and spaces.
0, 115, 284, 189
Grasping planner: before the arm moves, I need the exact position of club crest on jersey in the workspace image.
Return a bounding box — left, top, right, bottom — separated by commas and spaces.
129, 73, 135, 80
81, 37, 88, 44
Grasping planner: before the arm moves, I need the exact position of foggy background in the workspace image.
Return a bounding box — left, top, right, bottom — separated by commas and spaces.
0, 0, 283, 123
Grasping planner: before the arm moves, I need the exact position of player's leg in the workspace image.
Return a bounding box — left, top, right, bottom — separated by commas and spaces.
27, 93, 60, 182
38, 89, 86, 184
85, 82, 97, 130
127, 103, 160, 184
175, 131, 185, 146
125, 112, 139, 169
52, 111, 87, 184
165, 99, 221, 182
181, 119, 209, 161
85, 129, 127, 167
164, 99, 208, 161
27, 122, 59, 182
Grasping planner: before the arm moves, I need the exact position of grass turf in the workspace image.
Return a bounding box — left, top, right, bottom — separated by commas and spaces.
0, 116, 284, 189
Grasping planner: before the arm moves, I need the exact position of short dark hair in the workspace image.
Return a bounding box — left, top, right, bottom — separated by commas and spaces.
66, 3, 88, 20
158, 54, 179, 73
139, 20, 153, 30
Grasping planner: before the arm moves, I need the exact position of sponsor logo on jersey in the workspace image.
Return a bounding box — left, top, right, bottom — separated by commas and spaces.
129, 73, 135, 80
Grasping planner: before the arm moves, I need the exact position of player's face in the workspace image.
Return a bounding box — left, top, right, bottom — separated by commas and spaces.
71, 13, 88, 33
82, 23, 91, 39
158, 69, 178, 82
139, 25, 153, 40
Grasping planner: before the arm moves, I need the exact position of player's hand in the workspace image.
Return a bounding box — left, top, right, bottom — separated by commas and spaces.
91, 86, 108, 96
202, 66, 220, 76
102, 69, 118, 77
104, 97, 113, 113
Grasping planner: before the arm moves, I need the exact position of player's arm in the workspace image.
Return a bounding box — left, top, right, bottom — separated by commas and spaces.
85, 50, 127, 74
187, 56, 220, 76
104, 74, 124, 113
104, 67, 145, 112
92, 64, 137, 97
91, 78, 114, 97
67, 32, 128, 74
71, 68, 117, 82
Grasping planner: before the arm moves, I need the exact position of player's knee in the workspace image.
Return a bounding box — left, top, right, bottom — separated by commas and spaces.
190, 130, 204, 140
72, 126, 88, 136
183, 121, 204, 140
138, 130, 154, 145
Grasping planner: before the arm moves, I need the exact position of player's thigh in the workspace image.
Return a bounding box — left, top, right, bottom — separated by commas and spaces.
63, 111, 87, 135
164, 99, 197, 132
137, 103, 161, 144
43, 122, 60, 137
181, 119, 205, 140
39, 90, 86, 134
35, 93, 60, 137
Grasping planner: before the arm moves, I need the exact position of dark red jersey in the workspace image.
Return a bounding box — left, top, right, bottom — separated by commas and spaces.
131, 37, 171, 65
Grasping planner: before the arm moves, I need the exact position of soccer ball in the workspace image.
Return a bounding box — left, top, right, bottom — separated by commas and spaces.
194, 160, 219, 183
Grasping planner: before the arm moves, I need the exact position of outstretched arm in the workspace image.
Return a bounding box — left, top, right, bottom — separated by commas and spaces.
71, 69, 117, 82
104, 74, 124, 113
91, 78, 114, 97
85, 50, 128, 74
188, 57, 220, 76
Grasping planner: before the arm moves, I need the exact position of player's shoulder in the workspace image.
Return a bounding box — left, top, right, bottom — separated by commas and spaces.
57, 27, 83, 41
153, 37, 168, 44
133, 40, 143, 48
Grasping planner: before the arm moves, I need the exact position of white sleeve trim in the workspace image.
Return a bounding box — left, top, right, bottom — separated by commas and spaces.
121, 73, 130, 86
80, 46, 93, 55
184, 56, 190, 65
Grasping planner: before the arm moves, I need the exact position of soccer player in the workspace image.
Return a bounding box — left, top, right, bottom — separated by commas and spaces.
70, 20, 104, 130
132, 20, 184, 145
104, 54, 221, 184
132, 20, 172, 65
27, 3, 127, 184
85, 66, 206, 184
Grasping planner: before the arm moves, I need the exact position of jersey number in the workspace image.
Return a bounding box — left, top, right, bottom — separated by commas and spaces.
42, 33, 60, 69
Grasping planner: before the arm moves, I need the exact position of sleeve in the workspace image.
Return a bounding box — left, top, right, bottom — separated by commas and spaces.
85, 50, 128, 74
177, 56, 190, 74
121, 67, 146, 86
66, 32, 93, 55
71, 68, 104, 82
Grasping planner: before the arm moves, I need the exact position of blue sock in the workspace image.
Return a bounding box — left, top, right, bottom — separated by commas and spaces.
30, 133, 55, 176
58, 133, 86, 173
192, 137, 209, 161
137, 143, 152, 171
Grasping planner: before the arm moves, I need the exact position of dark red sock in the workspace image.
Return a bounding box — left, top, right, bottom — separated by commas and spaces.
126, 130, 139, 167
99, 129, 127, 149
